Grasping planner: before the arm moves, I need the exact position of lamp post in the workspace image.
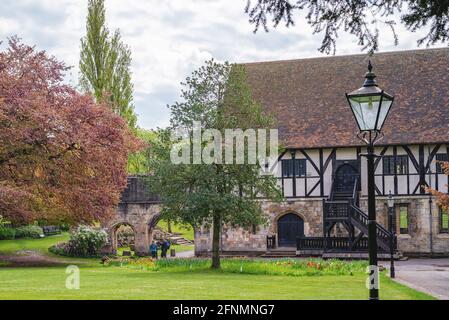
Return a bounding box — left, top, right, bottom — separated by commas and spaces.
387, 191, 396, 278
346, 61, 394, 300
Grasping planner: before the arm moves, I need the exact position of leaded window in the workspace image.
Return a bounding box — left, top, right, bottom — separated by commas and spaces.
282, 159, 306, 178
383, 155, 408, 175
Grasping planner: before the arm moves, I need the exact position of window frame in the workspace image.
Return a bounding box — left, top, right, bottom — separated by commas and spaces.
281, 159, 307, 178
398, 204, 409, 235
440, 208, 448, 234
383, 155, 409, 176
436, 153, 448, 174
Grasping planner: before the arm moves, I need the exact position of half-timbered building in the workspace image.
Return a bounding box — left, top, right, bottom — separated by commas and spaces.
195, 47, 449, 257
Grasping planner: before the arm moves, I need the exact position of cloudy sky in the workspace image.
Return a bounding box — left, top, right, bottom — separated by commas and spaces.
0, 0, 442, 129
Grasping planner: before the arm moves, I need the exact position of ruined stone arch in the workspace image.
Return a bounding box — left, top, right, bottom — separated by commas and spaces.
103, 176, 162, 256
108, 221, 137, 255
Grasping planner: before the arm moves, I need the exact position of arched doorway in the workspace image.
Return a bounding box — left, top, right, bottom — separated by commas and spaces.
110, 223, 136, 256
334, 163, 359, 192
116, 224, 136, 256
277, 213, 304, 247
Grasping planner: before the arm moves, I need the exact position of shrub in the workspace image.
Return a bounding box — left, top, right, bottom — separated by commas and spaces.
49, 225, 108, 257
48, 242, 68, 256
15, 225, 44, 239
0, 215, 12, 228
0, 226, 16, 240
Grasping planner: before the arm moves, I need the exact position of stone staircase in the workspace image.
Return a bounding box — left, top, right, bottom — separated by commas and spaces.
261, 248, 297, 258
153, 227, 194, 245
169, 236, 194, 245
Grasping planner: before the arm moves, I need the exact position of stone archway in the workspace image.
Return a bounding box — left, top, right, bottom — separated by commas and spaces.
105, 203, 161, 256
109, 222, 136, 255
104, 176, 162, 256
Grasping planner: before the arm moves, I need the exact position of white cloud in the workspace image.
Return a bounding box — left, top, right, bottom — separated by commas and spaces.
0, 0, 444, 129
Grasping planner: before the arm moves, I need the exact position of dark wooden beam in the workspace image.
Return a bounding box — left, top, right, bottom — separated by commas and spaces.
319, 148, 324, 196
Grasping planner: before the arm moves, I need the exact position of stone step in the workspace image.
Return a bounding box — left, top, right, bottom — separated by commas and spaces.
169, 236, 194, 245
322, 252, 402, 260
261, 251, 297, 258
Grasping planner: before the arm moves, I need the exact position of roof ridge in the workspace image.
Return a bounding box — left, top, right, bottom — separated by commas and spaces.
240, 47, 449, 66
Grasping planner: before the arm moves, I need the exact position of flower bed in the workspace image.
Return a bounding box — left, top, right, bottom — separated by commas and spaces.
102, 257, 368, 276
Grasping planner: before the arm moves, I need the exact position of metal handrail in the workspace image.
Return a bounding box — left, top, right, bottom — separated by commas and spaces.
350, 205, 392, 239
351, 177, 359, 206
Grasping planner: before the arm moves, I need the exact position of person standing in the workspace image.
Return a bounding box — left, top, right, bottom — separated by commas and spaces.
161, 239, 170, 258
150, 241, 158, 259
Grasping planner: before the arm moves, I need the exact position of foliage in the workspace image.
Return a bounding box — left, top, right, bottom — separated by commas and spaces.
150, 60, 282, 268
49, 225, 108, 257
14, 225, 43, 239
0, 38, 142, 225
104, 257, 368, 276
0, 227, 15, 240
127, 129, 157, 174
79, 0, 137, 129
0, 216, 11, 228
428, 161, 449, 211
245, 0, 449, 54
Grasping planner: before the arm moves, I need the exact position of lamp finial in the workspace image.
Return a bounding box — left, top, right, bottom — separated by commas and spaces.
363, 60, 377, 87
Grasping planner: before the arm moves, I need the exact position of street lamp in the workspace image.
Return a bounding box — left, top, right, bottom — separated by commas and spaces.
387, 191, 396, 278
346, 60, 395, 300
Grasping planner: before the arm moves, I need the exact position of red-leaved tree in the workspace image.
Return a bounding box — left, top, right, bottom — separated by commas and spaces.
0, 38, 142, 225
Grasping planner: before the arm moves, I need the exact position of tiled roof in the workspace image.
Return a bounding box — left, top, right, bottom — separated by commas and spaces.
243, 48, 449, 149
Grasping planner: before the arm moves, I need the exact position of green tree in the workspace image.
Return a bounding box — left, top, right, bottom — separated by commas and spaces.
79, 0, 137, 129
245, 0, 449, 54
150, 60, 282, 268
127, 128, 157, 174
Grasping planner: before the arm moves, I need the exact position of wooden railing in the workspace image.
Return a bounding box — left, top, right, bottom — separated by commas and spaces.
297, 237, 325, 250
350, 205, 392, 249
324, 201, 350, 219
297, 236, 371, 252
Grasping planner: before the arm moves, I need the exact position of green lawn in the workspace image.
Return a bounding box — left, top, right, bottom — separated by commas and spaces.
157, 220, 194, 241
0, 266, 434, 300
0, 233, 435, 300
0, 233, 70, 255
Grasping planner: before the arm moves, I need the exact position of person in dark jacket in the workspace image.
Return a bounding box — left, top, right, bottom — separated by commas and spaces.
161, 239, 170, 258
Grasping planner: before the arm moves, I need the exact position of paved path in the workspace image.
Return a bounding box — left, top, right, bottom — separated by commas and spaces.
384, 258, 449, 300
171, 250, 194, 258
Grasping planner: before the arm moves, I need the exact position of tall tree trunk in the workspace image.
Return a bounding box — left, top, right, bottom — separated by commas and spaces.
211, 212, 221, 269
167, 219, 172, 234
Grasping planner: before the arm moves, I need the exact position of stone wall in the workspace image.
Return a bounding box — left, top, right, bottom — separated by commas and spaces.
195, 199, 324, 255
359, 195, 449, 255
195, 196, 449, 257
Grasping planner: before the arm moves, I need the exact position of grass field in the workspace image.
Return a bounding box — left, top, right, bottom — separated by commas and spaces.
156, 220, 194, 240
0, 233, 70, 255
0, 266, 434, 300
0, 232, 435, 300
